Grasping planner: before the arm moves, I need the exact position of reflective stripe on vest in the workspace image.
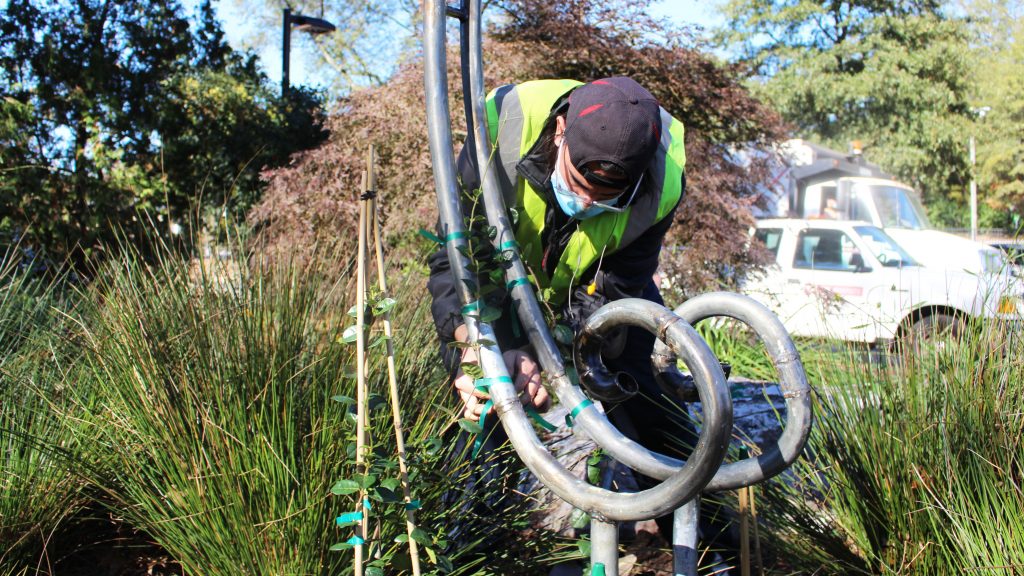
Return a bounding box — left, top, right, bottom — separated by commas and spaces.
485, 80, 685, 306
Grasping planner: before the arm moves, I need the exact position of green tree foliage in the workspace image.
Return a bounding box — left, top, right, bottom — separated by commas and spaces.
963, 0, 1024, 229
719, 0, 976, 215
0, 0, 326, 272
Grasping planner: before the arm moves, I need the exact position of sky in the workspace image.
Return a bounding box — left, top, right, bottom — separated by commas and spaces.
206, 0, 726, 91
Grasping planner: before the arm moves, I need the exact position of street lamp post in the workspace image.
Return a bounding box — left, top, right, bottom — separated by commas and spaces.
282, 8, 336, 94
970, 106, 991, 241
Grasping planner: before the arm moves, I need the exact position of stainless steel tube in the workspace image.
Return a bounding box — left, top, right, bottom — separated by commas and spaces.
673, 498, 700, 576
668, 292, 812, 491
426, 0, 734, 523
462, 0, 716, 480
591, 519, 619, 576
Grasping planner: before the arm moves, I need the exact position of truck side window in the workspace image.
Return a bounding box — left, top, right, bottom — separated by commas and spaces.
794, 230, 859, 271
754, 228, 783, 261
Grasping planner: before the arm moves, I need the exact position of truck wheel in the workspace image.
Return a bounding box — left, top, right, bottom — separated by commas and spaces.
903, 313, 963, 357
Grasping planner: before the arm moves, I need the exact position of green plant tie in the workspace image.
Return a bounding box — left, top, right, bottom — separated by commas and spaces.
471, 399, 495, 459
590, 563, 605, 576
461, 300, 480, 314
475, 376, 512, 388
346, 536, 366, 546
506, 277, 530, 290
499, 240, 519, 251
565, 399, 594, 428
526, 405, 558, 432
418, 228, 468, 245
336, 511, 363, 526
362, 498, 372, 510
404, 500, 421, 511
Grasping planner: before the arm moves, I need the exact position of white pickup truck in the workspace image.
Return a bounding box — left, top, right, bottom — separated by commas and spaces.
744, 219, 1022, 346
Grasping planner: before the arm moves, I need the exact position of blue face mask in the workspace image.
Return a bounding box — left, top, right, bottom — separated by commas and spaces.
550, 144, 617, 220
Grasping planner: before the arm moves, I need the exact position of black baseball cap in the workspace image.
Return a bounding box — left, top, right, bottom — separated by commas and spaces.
563, 77, 662, 190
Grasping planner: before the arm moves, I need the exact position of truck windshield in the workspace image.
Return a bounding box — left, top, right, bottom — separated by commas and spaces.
854, 226, 919, 267
860, 184, 931, 230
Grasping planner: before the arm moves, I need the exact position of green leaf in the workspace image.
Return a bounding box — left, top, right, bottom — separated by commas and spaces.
460, 362, 484, 380
458, 418, 483, 434
486, 225, 497, 239
329, 542, 353, 551
366, 567, 384, 576
340, 325, 361, 344
509, 207, 519, 225
425, 546, 438, 565
554, 324, 574, 345
367, 393, 386, 411
410, 527, 432, 546
357, 474, 378, 489
570, 508, 590, 529
330, 479, 360, 496
331, 394, 356, 405
372, 297, 396, 316
577, 538, 591, 556
380, 477, 401, 491
369, 334, 390, 349
394, 534, 409, 543
447, 340, 474, 350
373, 485, 400, 503
461, 277, 478, 293
479, 306, 502, 322
476, 338, 496, 347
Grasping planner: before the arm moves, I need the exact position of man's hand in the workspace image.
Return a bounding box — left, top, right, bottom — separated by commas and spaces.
453, 346, 550, 423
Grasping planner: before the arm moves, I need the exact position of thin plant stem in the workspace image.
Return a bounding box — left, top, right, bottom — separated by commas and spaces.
369, 174, 422, 573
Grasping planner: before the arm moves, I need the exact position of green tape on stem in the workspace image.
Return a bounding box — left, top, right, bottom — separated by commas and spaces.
336, 511, 363, 525
405, 500, 421, 511
475, 376, 513, 388
499, 240, 519, 251
362, 498, 372, 510
445, 231, 468, 242
565, 399, 594, 428
347, 536, 366, 546
506, 277, 531, 290
461, 300, 480, 314
591, 562, 605, 576
471, 399, 495, 459
418, 229, 443, 244
526, 406, 558, 432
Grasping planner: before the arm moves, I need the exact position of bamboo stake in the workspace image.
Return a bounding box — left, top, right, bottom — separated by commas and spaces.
367, 157, 423, 575
353, 169, 370, 576
751, 485, 763, 576
739, 486, 751, 576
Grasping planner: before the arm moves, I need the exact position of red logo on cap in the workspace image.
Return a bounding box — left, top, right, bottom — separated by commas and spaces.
578, 104, 604, 117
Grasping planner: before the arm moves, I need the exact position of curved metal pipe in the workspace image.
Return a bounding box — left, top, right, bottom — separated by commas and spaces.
663, 292, 813, 491
462, 0, 709, 480
456, 0, 806, 487
426, 0, 735, 523
574, 327, 639, 403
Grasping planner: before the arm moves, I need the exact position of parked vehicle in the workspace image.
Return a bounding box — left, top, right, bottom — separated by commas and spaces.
745, 219, 1022, 346
991, 241, 1024, 276
754, 139, 1006, 275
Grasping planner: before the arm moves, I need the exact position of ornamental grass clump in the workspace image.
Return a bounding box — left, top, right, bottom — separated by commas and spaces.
756, 317, 1024, 574
50, 230, 547, 575
0, 254, 94, 574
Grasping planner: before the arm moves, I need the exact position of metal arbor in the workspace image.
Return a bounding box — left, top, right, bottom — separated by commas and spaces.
421, 1, 813, 573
